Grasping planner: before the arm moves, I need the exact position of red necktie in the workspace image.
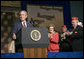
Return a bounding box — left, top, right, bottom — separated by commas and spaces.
23, 22, 26, 28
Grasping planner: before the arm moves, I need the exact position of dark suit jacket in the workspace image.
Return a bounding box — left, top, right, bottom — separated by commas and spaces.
11, 20, 33, 52
11, 20, 33, 37
69, 25, 83, 51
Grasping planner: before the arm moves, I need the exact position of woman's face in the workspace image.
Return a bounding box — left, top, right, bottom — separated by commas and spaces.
49, 26, 54, 33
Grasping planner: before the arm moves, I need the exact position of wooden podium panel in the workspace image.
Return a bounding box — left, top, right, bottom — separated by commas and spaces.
23, 47, 47, 58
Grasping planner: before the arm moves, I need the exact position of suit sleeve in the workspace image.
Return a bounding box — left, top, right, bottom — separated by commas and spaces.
71, 27, 83, 39
50, 33, 59, 44
11, 23, 18, 38
64, 35, 71, 42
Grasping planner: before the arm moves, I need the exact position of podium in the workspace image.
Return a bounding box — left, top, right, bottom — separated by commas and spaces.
20, 27, 49, 58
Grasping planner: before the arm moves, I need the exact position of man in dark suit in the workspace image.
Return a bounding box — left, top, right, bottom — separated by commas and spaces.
11, 10, 33, 52
60, 25, 72, 52
66, 17, 83, 51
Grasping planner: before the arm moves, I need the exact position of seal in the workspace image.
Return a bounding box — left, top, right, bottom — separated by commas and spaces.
30, 30, 41, 41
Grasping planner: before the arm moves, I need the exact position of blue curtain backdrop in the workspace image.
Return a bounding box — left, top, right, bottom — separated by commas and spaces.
21, 1, 72, 30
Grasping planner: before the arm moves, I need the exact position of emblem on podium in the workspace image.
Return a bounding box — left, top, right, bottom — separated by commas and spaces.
30, 30, 41, 41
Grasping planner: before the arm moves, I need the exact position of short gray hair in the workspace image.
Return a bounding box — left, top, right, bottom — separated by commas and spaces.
19, 10, 28, 16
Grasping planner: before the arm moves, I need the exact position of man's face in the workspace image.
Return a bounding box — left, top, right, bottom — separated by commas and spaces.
62, 28, 67, 32
20, 11, 27, 21
72, 20, 78, 27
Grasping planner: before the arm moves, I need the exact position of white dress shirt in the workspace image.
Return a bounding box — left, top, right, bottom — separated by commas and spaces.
21, 21, 27, 27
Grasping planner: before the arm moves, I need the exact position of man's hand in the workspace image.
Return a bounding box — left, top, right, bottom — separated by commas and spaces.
61, 34, 65, 38
66, 31, 72, 36
61, 34, 66, 40
13, 33, 16, 39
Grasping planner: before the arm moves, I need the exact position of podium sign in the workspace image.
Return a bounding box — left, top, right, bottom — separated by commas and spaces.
21, 27, 49, 58
21, 27, 49, 47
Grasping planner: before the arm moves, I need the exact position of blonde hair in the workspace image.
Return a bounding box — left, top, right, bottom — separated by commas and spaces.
48, 24, 55, 29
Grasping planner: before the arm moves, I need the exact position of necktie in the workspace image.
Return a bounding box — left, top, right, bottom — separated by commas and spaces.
23, 22, 26, 28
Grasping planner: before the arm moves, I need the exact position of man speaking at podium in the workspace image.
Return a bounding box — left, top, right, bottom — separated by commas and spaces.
11, 10, 33, 52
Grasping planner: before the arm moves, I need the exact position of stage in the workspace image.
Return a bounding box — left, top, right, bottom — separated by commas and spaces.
1, 52, 83, 58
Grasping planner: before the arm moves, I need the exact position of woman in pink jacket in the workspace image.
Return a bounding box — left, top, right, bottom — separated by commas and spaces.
47, 24, 59, 52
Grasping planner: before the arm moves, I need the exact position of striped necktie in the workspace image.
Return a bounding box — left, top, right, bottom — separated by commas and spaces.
23, 22, 26, 28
